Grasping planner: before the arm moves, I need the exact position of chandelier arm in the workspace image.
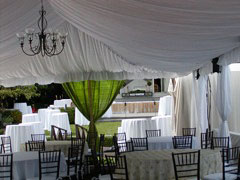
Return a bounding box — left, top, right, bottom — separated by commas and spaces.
29, 42, 40, 55
21, 46, 38, 56
53, 43, 65, 56
45, 44, 55, 55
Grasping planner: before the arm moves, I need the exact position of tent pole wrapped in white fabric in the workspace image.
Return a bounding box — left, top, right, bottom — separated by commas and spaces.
1, 0, 240, 87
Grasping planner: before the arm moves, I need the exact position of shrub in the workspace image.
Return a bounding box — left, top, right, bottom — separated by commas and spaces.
60, 107, 75, 124
0, 129, 4, 135
0, 109, 22, 128
9, 110, 22, 124
104, 135, 113, 147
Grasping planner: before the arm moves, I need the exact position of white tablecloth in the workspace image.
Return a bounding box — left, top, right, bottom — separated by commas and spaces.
50, 113, 71, 133
75, 107, 90, 126
151, 115, 172, 136
22, 114, 39, 123
44, 109, 61, 131
20, 122, 45, 136
27, 106, 32, 114
158, 95, 173, 116
102, 107, 112, 118
12, 151, 66, 180
148, 136, 200, 150
5, 124, 34, 152
14, 103, 28, 115
119, 118, 156, 140
20, 141, 89, 158
54, 99, 72, 108
125, 149, 222, 180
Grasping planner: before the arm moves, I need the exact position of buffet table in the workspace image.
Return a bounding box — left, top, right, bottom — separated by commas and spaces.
125, 149, 222, 180
112, 101, 159, 114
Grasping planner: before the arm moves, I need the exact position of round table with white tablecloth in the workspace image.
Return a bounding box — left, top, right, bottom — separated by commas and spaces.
22, 114, 39, 123
14, 102, 28, 115
54, 99, 72, 108
5, 124, 34, 152
50, 112, 71, 133
102, 107, 112, 118
38, 108, 48, 129
158, 95, 173, 116
27, 106, 32, 114
45, 109, 60, 130
12, 151, 67, 179
125, 149, 222, 180
75, 107, 90, 126
120, 118, 156, 141
151, 115, 172, 136
20, 122, 45, 136
147, 136, 200, 150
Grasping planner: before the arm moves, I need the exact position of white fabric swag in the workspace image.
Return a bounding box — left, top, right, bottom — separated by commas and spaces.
1, 0, 240, 86
191, 73, 208, 134
216, 65, 232, 144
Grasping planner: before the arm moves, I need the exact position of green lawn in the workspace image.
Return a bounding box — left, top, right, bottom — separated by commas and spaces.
45, 121, 121, 137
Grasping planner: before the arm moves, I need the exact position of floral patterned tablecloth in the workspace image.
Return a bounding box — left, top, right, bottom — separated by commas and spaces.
124, 149, 222, 180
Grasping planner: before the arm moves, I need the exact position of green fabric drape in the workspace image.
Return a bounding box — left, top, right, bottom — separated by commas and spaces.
62, 80, 124, 150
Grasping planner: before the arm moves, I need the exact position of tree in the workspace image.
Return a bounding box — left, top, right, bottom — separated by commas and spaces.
0, 85, 40, 108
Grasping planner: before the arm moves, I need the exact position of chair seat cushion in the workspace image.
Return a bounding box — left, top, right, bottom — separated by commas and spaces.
203, 173, 237, 180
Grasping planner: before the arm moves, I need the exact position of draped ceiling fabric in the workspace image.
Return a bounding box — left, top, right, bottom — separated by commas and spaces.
1, 0, 240, 86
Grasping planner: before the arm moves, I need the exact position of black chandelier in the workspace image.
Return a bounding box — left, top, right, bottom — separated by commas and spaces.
16, 0, 67, 57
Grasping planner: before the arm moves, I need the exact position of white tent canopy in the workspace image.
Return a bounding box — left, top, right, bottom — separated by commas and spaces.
1, 0, 240, 86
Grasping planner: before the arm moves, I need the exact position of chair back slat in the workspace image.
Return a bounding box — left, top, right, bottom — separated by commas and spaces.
182, 128, 196, 136
131, 138, 148, 151
67, 146, 79, 175
172, 150, 200, 180
70, 137, 85, 174
146, 129, 161, 137
51, 125, 67, 140
75, 124, 88, 140
106, 155, 129, 180
221, 147, 240, 178
113, 136, 133, 155
39, 150, 61, 179
25, 141, 45, 151
201, 131, 213, 149
211, 137, 229, 149
31, 134, 45, 142
172, 136, 193, 149
1, 136, 12, 153
114, 133, 127, 143
0, 154, 13, 179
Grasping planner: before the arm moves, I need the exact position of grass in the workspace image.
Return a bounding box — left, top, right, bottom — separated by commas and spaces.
45, 121, 121, 137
